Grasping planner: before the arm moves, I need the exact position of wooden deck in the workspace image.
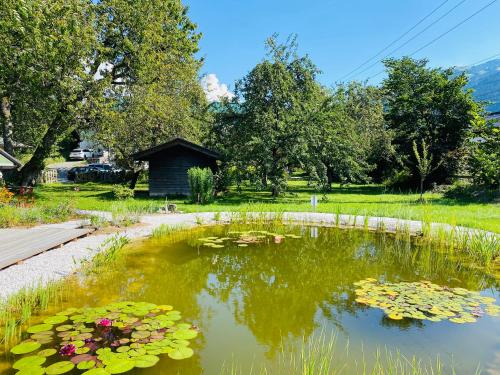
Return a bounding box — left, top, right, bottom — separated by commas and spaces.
0, 227, 93, 269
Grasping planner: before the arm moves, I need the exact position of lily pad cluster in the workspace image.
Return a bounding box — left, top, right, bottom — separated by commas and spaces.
198, 230, 301, 248
10, 301, 199, 374
354, 278, 499, 323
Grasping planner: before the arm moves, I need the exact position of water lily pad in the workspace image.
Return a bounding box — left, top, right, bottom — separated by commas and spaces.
173, 329, 198, 340
44, 315, 68, 325
131, 330, 150, 339
354, 278, 499, 324
76, 347, 90, 354
15, 365, 45, 375
13, 355, 46, 369
134, 354, 160, 368
55, 325, 73, 332
77, 360, 96, 370
82, 368, 110, 375
38, 348, 57, 357
105, 360, 135, 374
45, 361, 75, 374
11, 341, 41, 354
27, 323, 53, 334
168, 346, 193, 360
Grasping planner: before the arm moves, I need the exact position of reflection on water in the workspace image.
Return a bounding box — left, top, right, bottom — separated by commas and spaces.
2, 225, 499, 374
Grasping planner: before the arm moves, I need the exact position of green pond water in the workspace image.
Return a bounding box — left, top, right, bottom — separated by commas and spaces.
2, 224, 499, 374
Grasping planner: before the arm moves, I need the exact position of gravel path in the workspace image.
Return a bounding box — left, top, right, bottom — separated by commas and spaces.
0, 211, 495, 300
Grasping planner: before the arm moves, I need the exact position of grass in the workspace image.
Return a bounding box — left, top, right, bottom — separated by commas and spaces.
79, 234, 130, 274
0, 281, 66, 348
33, 181, 499, 233
0, 202, 74, 228
219, 331, 474, 375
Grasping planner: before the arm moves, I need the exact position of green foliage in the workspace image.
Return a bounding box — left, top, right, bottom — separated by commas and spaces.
382, 57, 482, 187
187, 167, 214, 204
412, 139, 439, 200
467, 118, 500, 188
112, 185, 134, 201
0, 203, 74, 228
210, 34, 322, 196
0, 0, 99, 184
305, 82, 389, 190
92, 0, 206, 175
80, 235, 129, 274
0, 0, 205, 184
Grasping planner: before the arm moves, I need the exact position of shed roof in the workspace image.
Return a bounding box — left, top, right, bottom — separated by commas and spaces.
132, 137, 220, 161
0, 148, 21, 169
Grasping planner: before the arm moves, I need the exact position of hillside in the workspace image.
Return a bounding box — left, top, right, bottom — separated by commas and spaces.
456, 58, 500, 112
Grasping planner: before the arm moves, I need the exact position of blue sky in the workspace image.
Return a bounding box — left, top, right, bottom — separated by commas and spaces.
186, 0, 500, 95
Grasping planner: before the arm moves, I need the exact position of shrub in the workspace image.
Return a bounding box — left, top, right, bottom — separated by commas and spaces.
187, 167, 214, 204
0, 186, 14, 206
444, 181, 498, 202
112, 185, 134, 200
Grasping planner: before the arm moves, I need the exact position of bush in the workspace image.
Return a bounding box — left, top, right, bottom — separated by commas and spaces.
112, 185, 134, 200
383, 168, 412, 188
187, 167, 214, 204
444, 181, 498, 202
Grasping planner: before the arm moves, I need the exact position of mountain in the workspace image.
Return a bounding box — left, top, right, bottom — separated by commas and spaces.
456, 58, 500, 113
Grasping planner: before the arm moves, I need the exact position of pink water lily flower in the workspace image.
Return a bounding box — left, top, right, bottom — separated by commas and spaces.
98, 318, 113, 327
59, 344, 76, 356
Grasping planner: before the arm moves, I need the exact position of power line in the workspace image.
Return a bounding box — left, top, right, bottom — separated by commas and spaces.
365, 1, 499, 82
353, 0, 468, 80
465, 52, 500, 67
338, 0, 451, 81
408, 0, 499, 57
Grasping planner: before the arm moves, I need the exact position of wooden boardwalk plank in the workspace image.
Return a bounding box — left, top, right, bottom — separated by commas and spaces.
0, 227, 93, 269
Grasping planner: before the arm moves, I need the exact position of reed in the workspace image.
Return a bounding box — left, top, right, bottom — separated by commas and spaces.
218, 331, 471, 375
80, 234, 130, 274
0, 281, 65, 348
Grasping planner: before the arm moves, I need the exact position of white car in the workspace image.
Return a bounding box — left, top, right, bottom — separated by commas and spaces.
69, 148, 93, 160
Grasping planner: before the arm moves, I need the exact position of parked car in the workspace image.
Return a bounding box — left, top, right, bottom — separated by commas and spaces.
69, 148, 93, 160
67, 166, 89, 181
67, 163, 126, 182
87, 163, 113, 172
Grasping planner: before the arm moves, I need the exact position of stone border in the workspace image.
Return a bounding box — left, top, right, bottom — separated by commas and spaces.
1, 211, 497, 300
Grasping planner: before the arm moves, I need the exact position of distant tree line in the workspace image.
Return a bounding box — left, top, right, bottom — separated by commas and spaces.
207, 35, 498, 196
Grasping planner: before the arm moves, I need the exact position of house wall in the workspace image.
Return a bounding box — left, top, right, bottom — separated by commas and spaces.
148, 146, 217, 197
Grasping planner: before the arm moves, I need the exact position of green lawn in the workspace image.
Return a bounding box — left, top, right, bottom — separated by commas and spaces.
33, 181, 500, 233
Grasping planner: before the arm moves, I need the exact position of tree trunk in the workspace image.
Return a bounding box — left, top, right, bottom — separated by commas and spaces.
1, 96, 15, 155
326, 167, 334, 189
129, 169, 141, 189
19, 110, 65, 185
419, 177, 424, 201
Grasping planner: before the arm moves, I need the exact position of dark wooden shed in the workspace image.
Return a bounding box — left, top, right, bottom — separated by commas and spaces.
133, 138, 220, 197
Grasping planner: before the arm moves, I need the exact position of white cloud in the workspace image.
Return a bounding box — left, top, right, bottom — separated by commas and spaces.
201, 74, 235, 103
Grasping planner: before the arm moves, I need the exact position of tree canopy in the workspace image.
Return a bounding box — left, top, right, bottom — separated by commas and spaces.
382, 57, 481, 186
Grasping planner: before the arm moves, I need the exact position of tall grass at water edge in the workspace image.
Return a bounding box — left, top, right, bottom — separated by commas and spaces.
219, 331, 476, 375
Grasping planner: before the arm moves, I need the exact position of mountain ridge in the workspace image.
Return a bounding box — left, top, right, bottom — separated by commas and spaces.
456, 58, 500, 113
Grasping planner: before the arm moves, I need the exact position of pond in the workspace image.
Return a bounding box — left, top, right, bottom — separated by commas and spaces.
2, 224, 499, 374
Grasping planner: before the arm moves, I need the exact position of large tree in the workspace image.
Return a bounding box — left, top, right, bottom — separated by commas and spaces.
382, 57, 482, 187
92, 0, 206, 187
213, 35, 321, 196
0, 0, 205, 186
305, 82, 390, 190
0, 0, 98, 184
